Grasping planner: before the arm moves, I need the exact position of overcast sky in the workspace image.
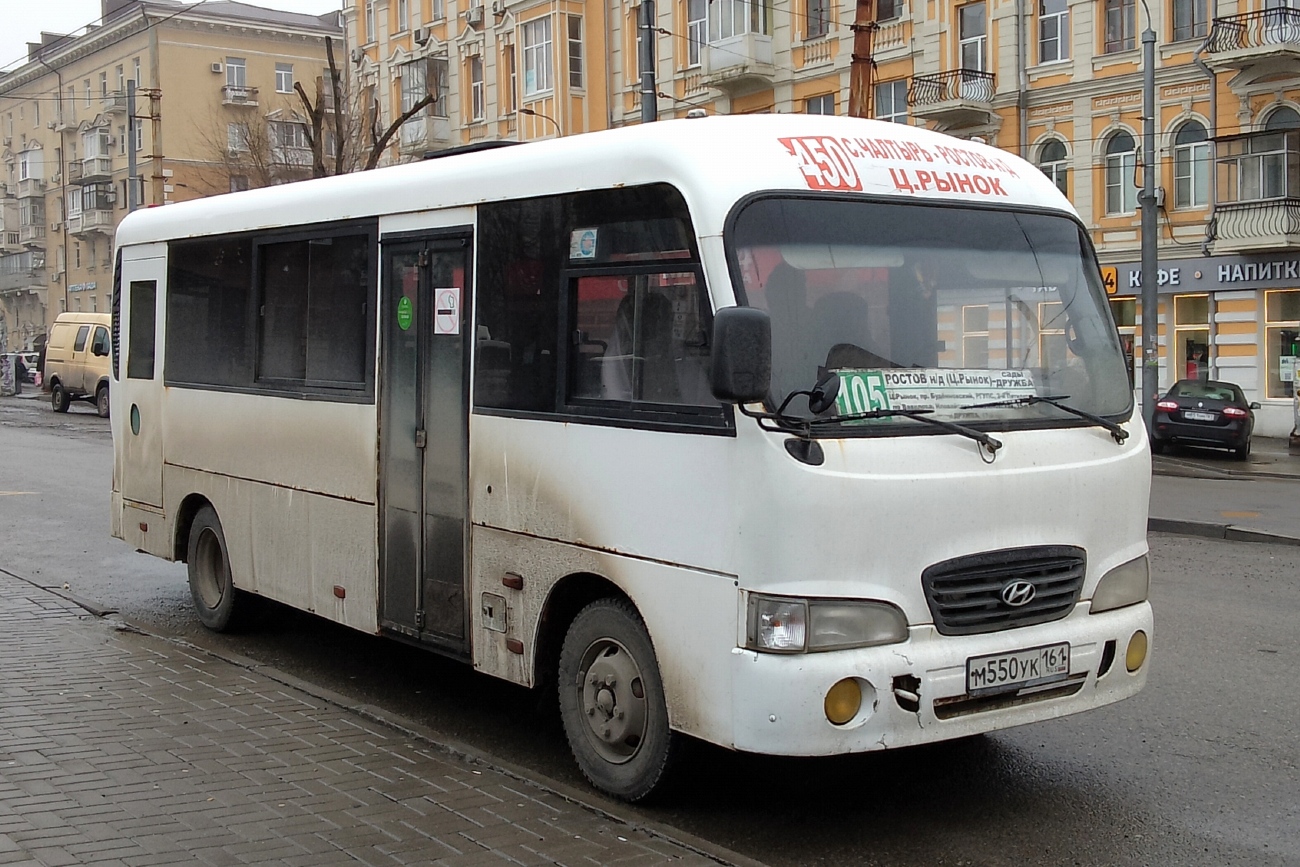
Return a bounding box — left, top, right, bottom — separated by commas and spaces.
1, 0, 344, 73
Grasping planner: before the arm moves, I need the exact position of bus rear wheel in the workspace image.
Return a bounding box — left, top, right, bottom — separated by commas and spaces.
557, 598, 679, 802
186, 505, 241, 632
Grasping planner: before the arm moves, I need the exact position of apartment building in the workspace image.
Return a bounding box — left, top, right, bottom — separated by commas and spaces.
0, 0, 341, 354
347, 0, 1300, 435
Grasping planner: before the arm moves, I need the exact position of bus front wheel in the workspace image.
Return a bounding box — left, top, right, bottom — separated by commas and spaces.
557, 598, 679, 802
186, 505, 241, 632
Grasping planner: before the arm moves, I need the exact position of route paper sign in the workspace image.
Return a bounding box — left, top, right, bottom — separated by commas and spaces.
835, 368, 1038, 416
434, 288, 461, 336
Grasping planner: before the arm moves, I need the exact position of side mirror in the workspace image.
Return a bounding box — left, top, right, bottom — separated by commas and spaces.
710, 307, 771, 404
93, 345, 109, 357
1249, 401, 1261, 410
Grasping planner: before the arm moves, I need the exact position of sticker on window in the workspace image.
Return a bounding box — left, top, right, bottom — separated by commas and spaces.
570, 228, 599, 260
835, 368, 1037, 416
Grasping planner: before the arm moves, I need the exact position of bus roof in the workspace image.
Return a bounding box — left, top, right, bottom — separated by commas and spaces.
116, 114, 1075, 247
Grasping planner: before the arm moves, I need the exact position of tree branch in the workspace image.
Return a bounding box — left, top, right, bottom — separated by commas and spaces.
365, 94, 435, 170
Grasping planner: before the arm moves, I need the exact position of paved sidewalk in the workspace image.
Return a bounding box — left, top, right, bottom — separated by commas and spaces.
0, 571, 753, 867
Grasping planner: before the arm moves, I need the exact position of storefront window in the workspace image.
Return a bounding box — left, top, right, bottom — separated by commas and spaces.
1265, 288, 1300, 398
1109, 296, 1136, 386
1174, 293, 1209, 383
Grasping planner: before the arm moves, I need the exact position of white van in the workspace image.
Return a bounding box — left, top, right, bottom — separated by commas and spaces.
44, 312, 112, 417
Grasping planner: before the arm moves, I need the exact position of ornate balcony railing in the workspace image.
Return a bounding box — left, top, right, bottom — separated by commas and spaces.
1209, 198, 1300, 252
1207, 9, 1300, 53
908, 69, 996, 107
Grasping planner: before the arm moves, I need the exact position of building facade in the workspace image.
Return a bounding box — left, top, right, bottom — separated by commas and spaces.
0, 0, 341, 355
317, 2, 1300, 436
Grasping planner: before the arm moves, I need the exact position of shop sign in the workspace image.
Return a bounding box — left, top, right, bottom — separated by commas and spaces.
1107, 253, 1300, 295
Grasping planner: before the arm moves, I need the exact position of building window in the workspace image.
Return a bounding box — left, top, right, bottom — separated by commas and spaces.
1172, 0, 1207, 41
1173, 294, 1209, 383
133, 57, 141, 87
1039, 0, 1069, 62
1037, 138, 1069, 196
963, 305, 990, 367
275, 63, 294, 94
100, 72, 108, 97
502, 45, 517, 113
1265, 289, 1300, 398
523, 17, 553, 95
1265, 106, 1300, 131
878, 0, 900, 19
134, 120, 143, 152
226, 58, 247, 88
432, 0, 444, 20
710, 0, 770, 41
959, 3, 987, 71
470, 56, 485, 121
397, 0, 409, 30
568, 16, 584, 88
430, 59, 449, 117
84, 80, 91, 106
116, 65, 125, 93
228, 122, 248, 152
118, 125, 126, 155
874, 79, 908, 123
1105, 131, 1138, 214
688, 0, 707, 66
805, 93, 835, 114
365, 0, 375, 42
1104, 0, 1135, 52
807, 0, 829, 39
230, 175, 250, 193
1109, 297, 1137, 386
1173, 120, 1209, 208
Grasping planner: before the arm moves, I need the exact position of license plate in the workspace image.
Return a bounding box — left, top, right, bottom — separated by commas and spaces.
1183, 410, 1216, 421
966, 642, 1070, 695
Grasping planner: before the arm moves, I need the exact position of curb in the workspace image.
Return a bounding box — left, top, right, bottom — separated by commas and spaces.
1148, 517, 1300, 547
1, 568, 766, 867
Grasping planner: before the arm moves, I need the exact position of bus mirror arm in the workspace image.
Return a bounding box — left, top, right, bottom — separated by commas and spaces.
710, 307, 771, 405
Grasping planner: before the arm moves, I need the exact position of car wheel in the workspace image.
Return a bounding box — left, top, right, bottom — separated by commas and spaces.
186, 505, 242, 632
1150, 440, 1166, 455
558, 598, 680, 802
1234, 438, 1251, 461
95, 384, 110, 419
51, 382, 70, 413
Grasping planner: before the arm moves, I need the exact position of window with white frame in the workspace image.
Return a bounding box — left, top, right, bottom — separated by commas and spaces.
100, 72, 108, 97
365, 0, 375, 42
275, 63, 293, 93
959, 3, 987, 70
118, 125, 126, 156
874, 79, 908, 124
805, 93, 834, 114
688, 0, 707, 66
1037, 138, 1069, 196
1039, 0, 1069, 62
807, 0, 829, 39
226, 58, 247, 88
1105, 131, 1138, 214
432, 0, 445, 20
430, 59, 449, 117
710, 0, 769, 41
1173, 120, 1209, 208
470, 56, 485, 121
568, 16, 584, 88
270, 120, 310, 165
134, 120, 143, 152
523, 17, 553, 95
82, 127, 110, 159
397, 0, 409, 30
502, 44, 517, 112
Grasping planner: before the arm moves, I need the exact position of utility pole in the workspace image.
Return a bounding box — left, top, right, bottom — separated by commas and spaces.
848, 0, 878, 117
1138, 18, 1159, 434
126, 81, 139, 211
639, 0, 657, 123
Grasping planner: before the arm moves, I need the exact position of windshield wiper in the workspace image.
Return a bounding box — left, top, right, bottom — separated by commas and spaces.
812, 408, 1001, 455
962, 394, 1129, 444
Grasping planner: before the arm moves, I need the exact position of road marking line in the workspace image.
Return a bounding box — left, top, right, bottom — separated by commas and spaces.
0, 492, 37, 496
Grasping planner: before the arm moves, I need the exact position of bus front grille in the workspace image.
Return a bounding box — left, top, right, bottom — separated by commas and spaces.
921, 546, 1086, 636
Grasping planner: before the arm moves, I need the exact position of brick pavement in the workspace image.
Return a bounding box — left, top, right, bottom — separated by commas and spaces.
0, 572, 745, 867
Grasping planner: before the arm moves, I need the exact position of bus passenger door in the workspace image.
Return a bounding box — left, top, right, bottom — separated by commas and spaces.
379, 234, 472, 655
117, 249, 165, 508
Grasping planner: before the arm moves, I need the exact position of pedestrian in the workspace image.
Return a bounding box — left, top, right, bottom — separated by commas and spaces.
11, 353, 25, 395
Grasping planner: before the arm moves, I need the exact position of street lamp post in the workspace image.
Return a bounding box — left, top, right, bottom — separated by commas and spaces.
518, 106, 562, 138
1139, 8, 1160, 434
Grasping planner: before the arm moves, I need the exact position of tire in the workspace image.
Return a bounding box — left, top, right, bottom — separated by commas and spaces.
95, 384, 110, 419
51, 382, 70, 413
557, 598, 680, 802
1234, 438, 1251, 461
186, 505, 242, 632
1150, 440, 1166, 455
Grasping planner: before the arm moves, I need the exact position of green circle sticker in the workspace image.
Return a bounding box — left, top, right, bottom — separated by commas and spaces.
397, 296, 413, 331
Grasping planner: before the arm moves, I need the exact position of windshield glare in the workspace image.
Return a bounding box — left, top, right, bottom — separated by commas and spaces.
730, 197, 1133, 428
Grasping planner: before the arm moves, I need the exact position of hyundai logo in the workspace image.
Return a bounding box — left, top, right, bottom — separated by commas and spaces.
1000, 581, 1037, 607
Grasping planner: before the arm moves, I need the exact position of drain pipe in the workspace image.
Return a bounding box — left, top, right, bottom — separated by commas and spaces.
1016, 0, 1028, 159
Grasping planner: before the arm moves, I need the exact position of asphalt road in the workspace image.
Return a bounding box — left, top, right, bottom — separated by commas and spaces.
2, 396, 1297, 867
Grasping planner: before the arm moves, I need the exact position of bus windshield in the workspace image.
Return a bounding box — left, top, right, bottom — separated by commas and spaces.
730, 197, 1133, 429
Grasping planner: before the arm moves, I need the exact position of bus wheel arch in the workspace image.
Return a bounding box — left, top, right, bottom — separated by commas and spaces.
552, 589, 681, 802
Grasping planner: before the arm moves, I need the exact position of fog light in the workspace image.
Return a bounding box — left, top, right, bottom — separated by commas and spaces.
1125, 630, 1148, 673
824, 678, 862, 725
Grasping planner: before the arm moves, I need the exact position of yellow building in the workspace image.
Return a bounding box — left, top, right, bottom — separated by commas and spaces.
0, 0, 342, 354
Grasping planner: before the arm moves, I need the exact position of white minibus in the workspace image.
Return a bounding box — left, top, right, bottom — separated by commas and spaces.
111, 114, 1152, 801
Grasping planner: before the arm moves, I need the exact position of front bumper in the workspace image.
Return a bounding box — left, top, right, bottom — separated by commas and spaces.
728, 602, 1151, 755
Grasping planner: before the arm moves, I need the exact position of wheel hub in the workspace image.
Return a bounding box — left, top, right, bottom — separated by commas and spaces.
578, 639, 647, 763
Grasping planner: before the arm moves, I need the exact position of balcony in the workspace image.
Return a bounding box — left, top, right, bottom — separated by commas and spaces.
1210, 130, 1300, 252
222, 85, 260, 106
700, 33, 775, 92
79, 156, 113, 182
19, 224, 46, 245
16, 178, 46, 199
70, 209, 114, 236
398, 115, 452, 155
2, 232, 20, 253
0, 253, 46, 293
1211, 199, 1300, 253
101, 90, 128, 113
1206, 9, 1300, 83
908, 69, 998, 130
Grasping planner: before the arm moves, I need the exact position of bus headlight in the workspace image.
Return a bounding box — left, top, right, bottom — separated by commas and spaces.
747, 595, 908, 653
1091, 555, 1150, 613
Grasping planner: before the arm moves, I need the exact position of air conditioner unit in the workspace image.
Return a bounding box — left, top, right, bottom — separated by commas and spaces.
414, 26, 431, 44
46, 121, 57, 130
210, 61, 223, 73
464, 5, 484, 26
491, 0, 505, 14
351, 47, 365, 64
